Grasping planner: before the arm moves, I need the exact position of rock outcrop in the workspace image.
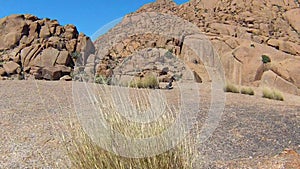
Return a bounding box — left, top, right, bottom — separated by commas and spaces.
0, 14, 95, 81
93, 0, 300, 95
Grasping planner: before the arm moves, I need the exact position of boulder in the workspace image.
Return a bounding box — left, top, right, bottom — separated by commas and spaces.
3, 32, 23, 49
278, 41, 300, 55
0, 67, 6, 76
39, 25, 51, 38
3, 61, 20, 74
21, 45, 41, 67
63, 24, 78, 40
0, 14, 95, 80
55, 65, 72, 75
28, 22, 40, 39
66, 39, 77, 52
56, 50, 71, 65
42, 66, 62, 80
285, 8, 300, 33
0, 14, 28, 50
33, 47, 60, 67
261, 70, 299, 95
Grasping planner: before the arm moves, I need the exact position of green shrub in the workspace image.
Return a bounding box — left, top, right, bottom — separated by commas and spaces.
262, 88, 284, 101
241, 87, 254, 95
224, 83, 239, 93
261, 55, 271, 64
130, 74, 159, 89
71, 51, 82, 60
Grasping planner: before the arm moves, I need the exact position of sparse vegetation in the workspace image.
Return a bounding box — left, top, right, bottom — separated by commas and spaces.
71, 51, 82, 60
67, 126, 191, 169
241, 87, 254, 95
262, 87, 284, 101
130, 74, 159, 89
66, 86, 193, 169
261, 54, 271, 64
224, 83, 239, 93
95, 75, 111, 85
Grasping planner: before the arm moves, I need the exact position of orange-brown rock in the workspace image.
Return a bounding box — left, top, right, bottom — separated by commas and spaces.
0, 14, 95, 80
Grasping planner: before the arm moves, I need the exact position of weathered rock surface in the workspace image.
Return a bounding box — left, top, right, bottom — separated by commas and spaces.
261, 70, 299, 95
0, 14, 95, 80
93, 0, 300, 95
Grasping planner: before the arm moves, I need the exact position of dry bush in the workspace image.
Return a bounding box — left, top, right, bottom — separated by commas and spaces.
262, 87, 284, 101
241, 87, 254, 95
224, 83, 239, 93
66, 85, 194, 169
130, 74, 159, 89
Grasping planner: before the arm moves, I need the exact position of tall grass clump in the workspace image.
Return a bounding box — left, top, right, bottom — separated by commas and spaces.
241, 87, 254, 95
262, 87, 284, 101
130, 74, 159, 89
224, 83, 239, 93
66, 85, 194, 169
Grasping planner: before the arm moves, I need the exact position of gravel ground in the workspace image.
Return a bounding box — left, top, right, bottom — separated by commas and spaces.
0, 80, 299, 168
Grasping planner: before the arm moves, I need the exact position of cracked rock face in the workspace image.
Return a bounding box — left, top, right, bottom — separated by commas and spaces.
94, 0, 300, 95
0, 14, 95, 81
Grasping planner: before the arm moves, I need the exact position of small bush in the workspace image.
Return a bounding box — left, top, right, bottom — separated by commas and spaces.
261, 55, 271, 64
224, 83, 239, 93
241, 87, 254, 95
273, 90, 284, 101
262, 88, 284, 101
130, 74, 159, 89
95, 75, 111, 85
71, 51, 82, 60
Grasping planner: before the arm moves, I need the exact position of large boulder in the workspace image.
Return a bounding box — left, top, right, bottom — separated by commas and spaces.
42, 66, 62, 80
261, 70, 299, 95
0, 15, 28, 50
285, 8, 300, 34
33, 47, 60, 67
3, 61, 20, 74
0, 14, 95, 81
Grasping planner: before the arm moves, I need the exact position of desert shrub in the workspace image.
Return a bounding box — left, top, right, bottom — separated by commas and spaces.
241, 87, 254, 95
262, 88, 284, 101
66, 86, 193, 169
71, 51, 82, 60
67, 127, 191, 169
130, 74, 159, 89
95, 75, 111, 85
261, 55, 271, 64
273, 90, 284, 101
224, 83, 239, 93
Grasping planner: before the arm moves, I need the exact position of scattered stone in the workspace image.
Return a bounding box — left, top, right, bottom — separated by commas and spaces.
60, 75, 72, 81
3, 61, 20, 74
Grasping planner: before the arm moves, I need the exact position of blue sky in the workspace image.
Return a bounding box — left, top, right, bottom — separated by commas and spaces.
0, 0, 189, 39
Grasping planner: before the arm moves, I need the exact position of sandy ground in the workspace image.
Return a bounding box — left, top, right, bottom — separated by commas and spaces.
0, 80, 299, 168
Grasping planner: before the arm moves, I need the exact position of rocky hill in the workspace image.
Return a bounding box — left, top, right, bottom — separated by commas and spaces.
93, 0, 300, 95
0, 14, 95, 81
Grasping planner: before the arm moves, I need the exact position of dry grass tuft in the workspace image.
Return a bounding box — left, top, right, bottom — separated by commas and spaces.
129, 74, 159, 89
262, 88, 284, 101
241, 87, 254, 95
66, 85, 194, 168
224, 83, 239, 93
